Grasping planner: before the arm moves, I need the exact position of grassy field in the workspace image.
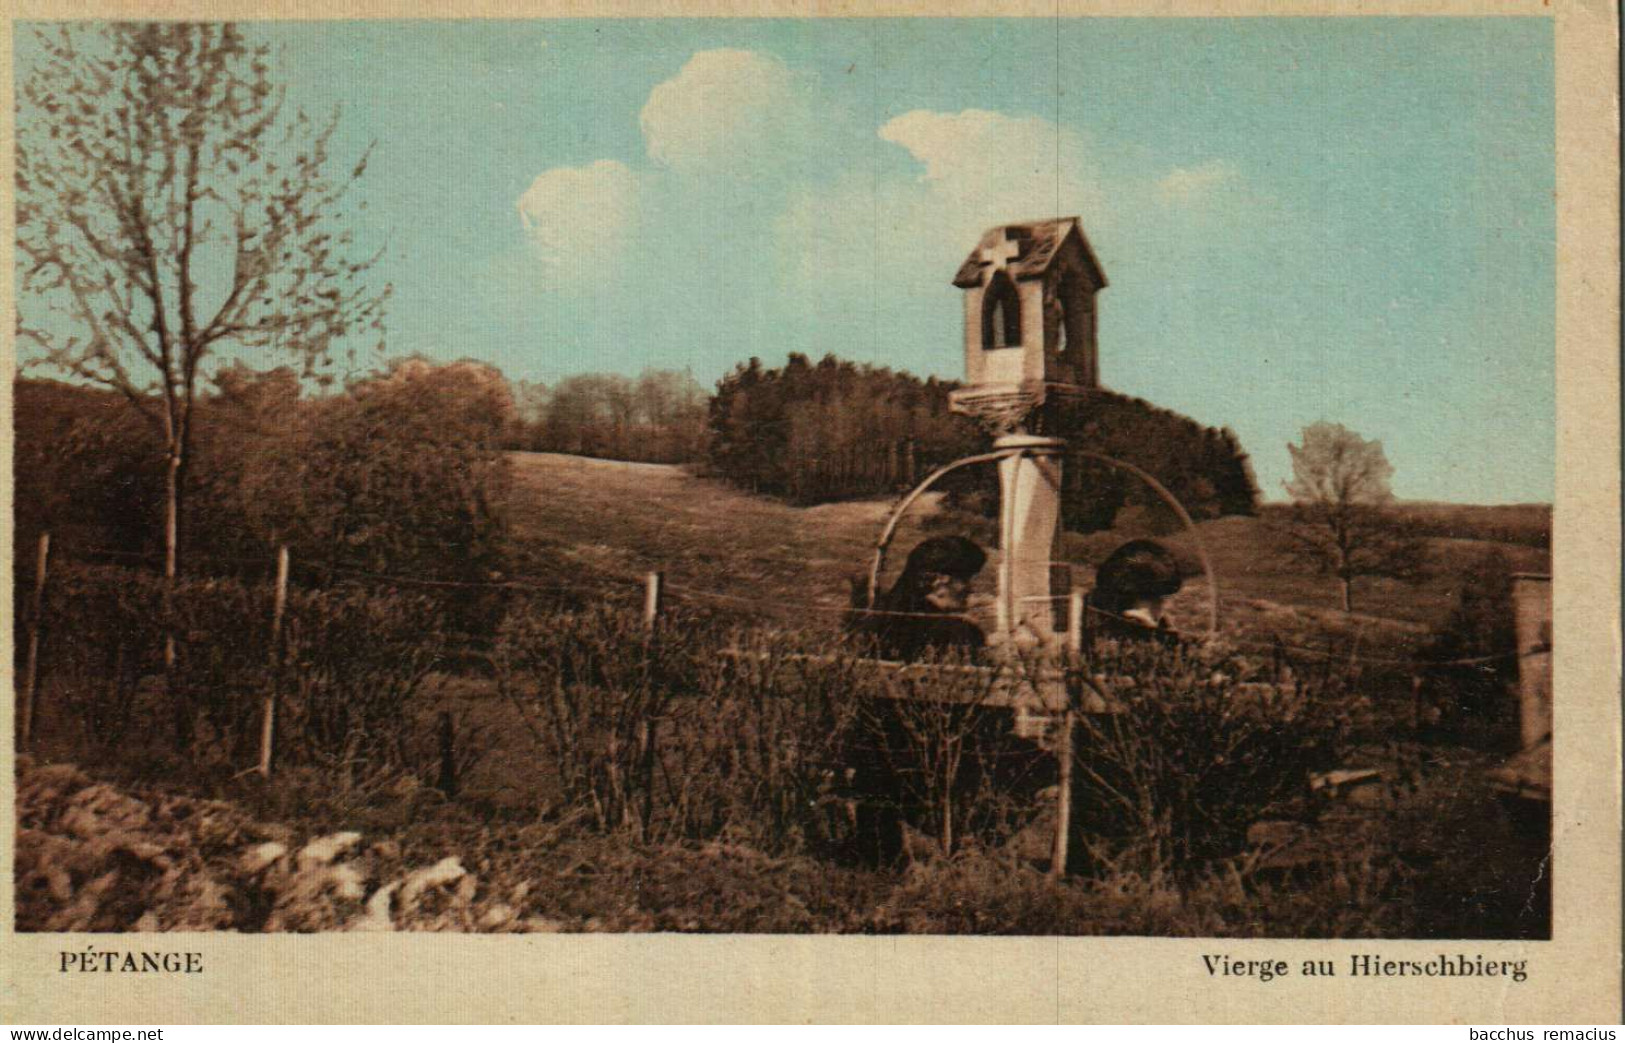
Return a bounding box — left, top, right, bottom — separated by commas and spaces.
502, 451, 945, 624
502, 451, 1549, 656
438, 451, 1550, 819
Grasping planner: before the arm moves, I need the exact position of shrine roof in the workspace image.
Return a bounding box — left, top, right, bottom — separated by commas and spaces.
950, 216, 1108, 289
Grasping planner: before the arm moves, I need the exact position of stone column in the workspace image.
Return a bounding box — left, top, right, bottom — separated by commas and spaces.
995, 434, 1065, 640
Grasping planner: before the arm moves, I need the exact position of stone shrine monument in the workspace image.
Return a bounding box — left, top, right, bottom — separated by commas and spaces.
948, 217, 1107, 642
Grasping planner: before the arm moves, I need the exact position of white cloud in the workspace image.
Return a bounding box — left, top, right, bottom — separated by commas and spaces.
516, 160, 641, 282
639, 49, 823, 177
512, 49, 832, 288
1155, 159, 1241, 205
877, 109, 1105, 243
779, 109, 1108, 292
881, 110, 1069, 184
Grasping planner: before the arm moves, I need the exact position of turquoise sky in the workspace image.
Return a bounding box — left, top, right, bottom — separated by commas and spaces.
17, 18, 1555, 503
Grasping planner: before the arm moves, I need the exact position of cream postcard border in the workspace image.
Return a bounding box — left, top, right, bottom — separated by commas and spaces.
0, 0, 1617, 1024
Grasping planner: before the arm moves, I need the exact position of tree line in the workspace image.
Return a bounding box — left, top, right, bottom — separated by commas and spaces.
706, 354, 976, 503
508, 369, 709, 464
16, 359, 516, 631
705, 353, 1262, 528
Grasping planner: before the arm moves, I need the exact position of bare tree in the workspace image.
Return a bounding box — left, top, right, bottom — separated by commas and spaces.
16, 23, 390, 584
633, 368, 709, 461
1280, 422, 1424, 612
512, 379, 553, 429
535, 369, 706, 462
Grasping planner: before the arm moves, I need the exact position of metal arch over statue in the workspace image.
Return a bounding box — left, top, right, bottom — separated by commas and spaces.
866, 216, 1219, 647
865, 447, 1221, 641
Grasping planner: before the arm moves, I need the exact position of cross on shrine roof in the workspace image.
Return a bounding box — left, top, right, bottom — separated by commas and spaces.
951, 216, 1109, 289
978, 234, 1023, 271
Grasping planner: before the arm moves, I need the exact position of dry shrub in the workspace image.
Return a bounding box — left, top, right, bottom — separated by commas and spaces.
494, 605, 1054, 861
32, 562, 168, 751
33, 563, 274, 758
494, 604, 879, 853
854, 654, 1051, 861
1071, 638, 1351, 878
275, 585, 445, 781
494, 600, 711, 838
667, 632, 872, 853
27, 562, 444, 790
169, 577, 278, 758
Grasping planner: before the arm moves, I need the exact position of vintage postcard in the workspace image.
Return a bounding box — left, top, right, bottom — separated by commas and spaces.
1, 0, 1618, 1025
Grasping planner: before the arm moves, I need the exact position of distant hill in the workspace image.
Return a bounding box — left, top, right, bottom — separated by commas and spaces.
705, 353, 1261, 526
1382, 502, 1552, 551
502, 452, 1550, 668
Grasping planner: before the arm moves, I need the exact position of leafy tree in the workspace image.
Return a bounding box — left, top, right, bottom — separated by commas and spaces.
511, 379, 552, 430
532, 369, 708, 462
12, 379, 165, 557
214, 358, 512, 578
15, 23, 389, 586
1280, 422, 1425, 612
704, 353, 1260, 519
181, 358, 514, 634
1048, 392, 1259, 529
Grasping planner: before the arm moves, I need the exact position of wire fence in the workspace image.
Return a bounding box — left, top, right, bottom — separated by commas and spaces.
31, 536, 1537, 672
14, 525, 1544, 848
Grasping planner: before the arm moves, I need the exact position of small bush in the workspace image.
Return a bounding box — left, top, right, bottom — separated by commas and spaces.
855, 655, 1050, 861
666, 632, 870, 853
1420, 549, 1521, 749
494, 601, 714, 838
1070, 639, 1351, 878
169, 576, 278, 759
494, 604, 878, 854
32, 562, 168, 751
28, 563, 444, 789
275, 585, 446, 781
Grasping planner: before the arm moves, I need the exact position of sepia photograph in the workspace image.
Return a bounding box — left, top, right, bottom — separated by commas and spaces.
2, 1, 1619, 1025
5, 10, 1568, 938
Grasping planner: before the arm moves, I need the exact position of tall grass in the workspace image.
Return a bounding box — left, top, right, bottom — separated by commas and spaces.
1069, 638, 1352, 878
27, 561, 446, 790
33, 573, 1500, 937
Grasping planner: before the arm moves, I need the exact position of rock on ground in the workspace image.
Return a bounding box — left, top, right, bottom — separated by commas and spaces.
14, 756, 547, 933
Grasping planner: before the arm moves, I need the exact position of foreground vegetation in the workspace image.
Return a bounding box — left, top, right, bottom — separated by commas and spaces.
14, 377, 1550, 939
18, 561, 1548, 937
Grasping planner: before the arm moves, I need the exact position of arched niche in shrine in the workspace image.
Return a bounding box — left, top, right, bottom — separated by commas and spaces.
982, 270, 1023, 352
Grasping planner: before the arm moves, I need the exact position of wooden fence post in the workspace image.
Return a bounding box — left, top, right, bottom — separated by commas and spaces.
257, 545, 290, 777
643, 571, 664, 631
437, 709, 459, 798
1066, 589, 1085, 661
18, 531, 51, 749
637, 571, 665, 841
1050, 589, 1086, 878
